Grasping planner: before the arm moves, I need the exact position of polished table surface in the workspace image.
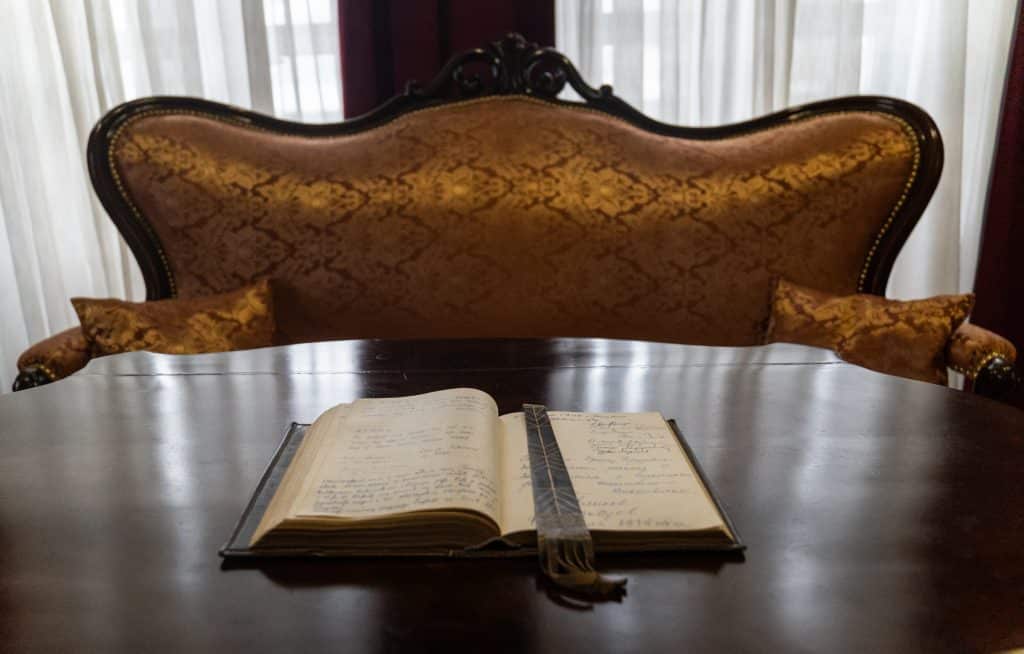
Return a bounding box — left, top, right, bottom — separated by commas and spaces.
2, 338, 1023, 653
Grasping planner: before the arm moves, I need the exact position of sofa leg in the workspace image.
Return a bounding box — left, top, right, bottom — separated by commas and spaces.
12, 367, 54, 392
972, 356, 1020, 403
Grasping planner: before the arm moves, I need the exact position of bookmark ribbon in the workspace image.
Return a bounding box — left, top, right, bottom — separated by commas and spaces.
523, 404, 627, 602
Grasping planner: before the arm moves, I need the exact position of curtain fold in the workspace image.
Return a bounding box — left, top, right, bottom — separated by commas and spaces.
0, 0, 342, 392
973, 3, 1024, 407
556, 0, 1016, 302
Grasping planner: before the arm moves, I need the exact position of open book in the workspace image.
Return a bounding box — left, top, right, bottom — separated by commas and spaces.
226, 388, 740, 556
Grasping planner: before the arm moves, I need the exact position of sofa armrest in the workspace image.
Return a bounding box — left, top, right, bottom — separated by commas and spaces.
947, 323, 1019, 401
13, 327, 93, 391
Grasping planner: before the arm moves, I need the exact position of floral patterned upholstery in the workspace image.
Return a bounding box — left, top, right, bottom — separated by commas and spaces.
110, 96, 915, 346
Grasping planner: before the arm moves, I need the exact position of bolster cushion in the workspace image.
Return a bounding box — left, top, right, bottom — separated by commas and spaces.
17, 327, 93, 382
946, 322, 1018, 380
765, 278, 974, 385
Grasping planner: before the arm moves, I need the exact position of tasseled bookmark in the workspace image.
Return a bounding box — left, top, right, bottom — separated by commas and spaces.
523, 404, 627, 603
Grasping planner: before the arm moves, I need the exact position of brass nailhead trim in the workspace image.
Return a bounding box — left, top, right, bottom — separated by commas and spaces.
108, 96, 921, 299
22, 362, 57, 381
856, 113, 920, 292
949, 350, 1006, 380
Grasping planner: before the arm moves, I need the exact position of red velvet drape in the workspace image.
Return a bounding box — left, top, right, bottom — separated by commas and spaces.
338, 0, 554, 118
972, 5, 1024, 407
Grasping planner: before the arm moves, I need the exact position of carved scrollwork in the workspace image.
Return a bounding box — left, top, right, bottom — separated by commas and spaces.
407, 33, 612, 102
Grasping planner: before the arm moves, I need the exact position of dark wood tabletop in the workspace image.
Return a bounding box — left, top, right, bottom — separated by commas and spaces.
1, 338, 1022, 653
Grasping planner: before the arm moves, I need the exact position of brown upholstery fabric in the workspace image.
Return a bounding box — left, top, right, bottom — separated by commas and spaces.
765, 278, 974, 384
947, 322, 1018, 379
110, 96, 917, 346
17, 327, 92, 381
72, 280, 275, 357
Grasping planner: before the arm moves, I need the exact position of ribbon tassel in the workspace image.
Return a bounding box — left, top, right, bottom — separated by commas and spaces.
540, 532, 626, 599
524, 404, 627, 602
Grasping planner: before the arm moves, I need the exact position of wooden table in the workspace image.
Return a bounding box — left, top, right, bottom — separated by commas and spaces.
2, 338, 1022, 653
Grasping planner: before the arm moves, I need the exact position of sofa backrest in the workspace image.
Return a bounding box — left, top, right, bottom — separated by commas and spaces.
92, 75, 937, 348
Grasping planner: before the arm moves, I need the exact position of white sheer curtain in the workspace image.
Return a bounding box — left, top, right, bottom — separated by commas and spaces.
557, 0, 1016, 301
0, 0, 342, 392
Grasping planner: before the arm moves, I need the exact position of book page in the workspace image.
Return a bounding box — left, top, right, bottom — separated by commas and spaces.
249, 404, 352, 545
289, 388, 504, 524
499, 411, 725, 535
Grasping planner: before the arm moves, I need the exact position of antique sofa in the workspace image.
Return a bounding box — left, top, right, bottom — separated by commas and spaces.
14, 34, 1018, 399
